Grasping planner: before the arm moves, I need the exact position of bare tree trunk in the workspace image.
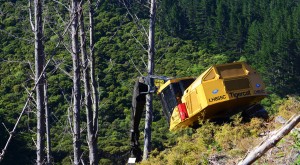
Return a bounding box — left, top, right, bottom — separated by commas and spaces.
44, 78, 52, 165
238, 114, 300, 165
88, 0, 99, 140
0, 52, 53, 163
88, 0, 100, 163
78, 1, 98, 164
143, 0, 156, 161
34, 0, 46, 164
71, 0, 81, 164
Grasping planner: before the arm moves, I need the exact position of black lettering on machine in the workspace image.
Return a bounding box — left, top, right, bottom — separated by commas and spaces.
209, 95, 226, 102
254, 90, 265, 94
229, 90, 250, 98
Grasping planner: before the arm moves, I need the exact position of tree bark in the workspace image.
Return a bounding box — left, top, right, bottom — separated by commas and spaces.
70, 0, 81, 164
78, 1, 98, 164
238, 114, 300, 165
88, 0, 99, 141
143, 0, 156, 161
44, 78, 52, 165
34, 0, 46, 164
88, 0, 100, 163
0, 52, 52, 163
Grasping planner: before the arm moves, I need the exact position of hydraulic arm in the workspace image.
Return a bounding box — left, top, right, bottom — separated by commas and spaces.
129, 77, 147, 162
129, 76, 169, 161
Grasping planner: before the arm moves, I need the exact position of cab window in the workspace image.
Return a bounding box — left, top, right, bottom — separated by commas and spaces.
158, 79, 194, 122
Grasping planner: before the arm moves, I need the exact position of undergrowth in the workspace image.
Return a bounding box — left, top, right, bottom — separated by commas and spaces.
140, 96, 300, 165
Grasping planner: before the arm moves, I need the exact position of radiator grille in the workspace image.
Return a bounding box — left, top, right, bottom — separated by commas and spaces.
224, 78, 250, 91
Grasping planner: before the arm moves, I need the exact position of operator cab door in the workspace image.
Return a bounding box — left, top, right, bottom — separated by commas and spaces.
158, 78, 194, 124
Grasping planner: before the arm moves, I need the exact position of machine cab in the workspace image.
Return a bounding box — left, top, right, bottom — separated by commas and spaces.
157, 78, 195, 124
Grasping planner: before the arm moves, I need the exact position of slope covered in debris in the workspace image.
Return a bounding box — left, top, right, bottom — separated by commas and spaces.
141, 96, 300, 165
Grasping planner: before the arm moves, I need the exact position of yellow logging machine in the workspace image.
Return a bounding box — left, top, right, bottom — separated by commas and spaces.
129, 62, 267, 162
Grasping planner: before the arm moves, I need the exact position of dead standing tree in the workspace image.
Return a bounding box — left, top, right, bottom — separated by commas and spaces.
143, 0, 156, 161
44, 78, 52, 165
70, 0, 82, 164
33, 0, 47, 164
88, 1, 100, 159
78, 1, 99, 164
122, 0, 157, 161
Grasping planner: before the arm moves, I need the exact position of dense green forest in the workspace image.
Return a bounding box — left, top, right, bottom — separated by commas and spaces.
0, 0, 299, 164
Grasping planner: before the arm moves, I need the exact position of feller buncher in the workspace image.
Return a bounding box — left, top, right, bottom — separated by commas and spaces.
129, 62, 267, 162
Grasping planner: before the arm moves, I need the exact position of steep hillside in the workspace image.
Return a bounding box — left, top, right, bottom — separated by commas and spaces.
141, 96, 300, 165
0, 0, 299, 164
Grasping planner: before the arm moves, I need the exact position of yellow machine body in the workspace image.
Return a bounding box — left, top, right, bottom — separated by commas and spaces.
157, 62, 267, 131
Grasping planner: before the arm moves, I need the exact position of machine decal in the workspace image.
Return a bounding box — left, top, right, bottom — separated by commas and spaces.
229, 90, 250, 98
209, 95, 226, 102
212, 89, 219, 94
254, 89, 265, 94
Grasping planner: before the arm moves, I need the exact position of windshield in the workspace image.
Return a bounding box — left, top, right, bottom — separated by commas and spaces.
158, 78, 194, 123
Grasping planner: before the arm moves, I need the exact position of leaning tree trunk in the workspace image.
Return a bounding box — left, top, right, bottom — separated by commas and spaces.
34, 0, 46, 164
78, 1, 98, 164
143, 0, 156, 161
70, 0, 81, 164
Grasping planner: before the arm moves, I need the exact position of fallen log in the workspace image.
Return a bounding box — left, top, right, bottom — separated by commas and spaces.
238, 114, 300, 165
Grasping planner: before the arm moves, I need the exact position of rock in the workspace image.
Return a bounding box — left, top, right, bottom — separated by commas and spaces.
274, 116, 286, 124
